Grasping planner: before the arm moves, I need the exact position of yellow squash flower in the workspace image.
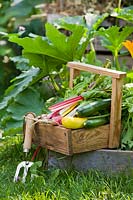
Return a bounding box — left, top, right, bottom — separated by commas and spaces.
123, 40, 133, 58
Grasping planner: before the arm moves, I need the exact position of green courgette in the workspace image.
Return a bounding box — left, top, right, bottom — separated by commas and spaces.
83, 117, 109, 128
76, 98, 111, 117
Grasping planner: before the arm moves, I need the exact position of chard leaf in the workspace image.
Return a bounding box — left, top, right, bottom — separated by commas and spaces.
121, 124, 133, 150
0, 67, 40, 110
126, 97, 133, 113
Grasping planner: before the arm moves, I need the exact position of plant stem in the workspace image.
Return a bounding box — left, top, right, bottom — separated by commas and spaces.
49, 74, 63, 96
115, 0, 122, 25
114, 51, 120, 70
90, 40, 95, 52
118, 0, 122, 12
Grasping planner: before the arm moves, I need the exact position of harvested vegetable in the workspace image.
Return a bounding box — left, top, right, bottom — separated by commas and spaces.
48, 96, 83, 112
62, 116, 88, 129
84, 116, 109, 128
76, 98, 111, 117
59, 102, 79, 117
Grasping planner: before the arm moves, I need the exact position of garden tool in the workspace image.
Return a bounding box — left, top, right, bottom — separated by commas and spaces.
14, 112, 36, 183
13, 161, 33, 183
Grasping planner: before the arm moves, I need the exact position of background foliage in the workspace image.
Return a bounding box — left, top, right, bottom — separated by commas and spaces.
0, 1, 133, 143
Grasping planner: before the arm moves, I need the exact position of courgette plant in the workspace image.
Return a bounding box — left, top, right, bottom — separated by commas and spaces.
0, 21, 89, 134
0, 12, 110, 134
1, 6, 133, 140
0, 0, 47, 97
97, 26, 133, 70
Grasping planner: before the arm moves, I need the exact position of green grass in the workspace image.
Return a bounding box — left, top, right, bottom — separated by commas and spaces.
0, 135, 133, 200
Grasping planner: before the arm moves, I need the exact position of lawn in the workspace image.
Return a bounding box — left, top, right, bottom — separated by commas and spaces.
0, 135, 133, 200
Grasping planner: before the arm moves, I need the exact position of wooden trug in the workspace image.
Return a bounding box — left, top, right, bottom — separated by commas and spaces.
33, 62, 126, 155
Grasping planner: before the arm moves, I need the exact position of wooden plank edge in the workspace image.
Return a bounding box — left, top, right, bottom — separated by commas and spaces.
67, 61, 126, 79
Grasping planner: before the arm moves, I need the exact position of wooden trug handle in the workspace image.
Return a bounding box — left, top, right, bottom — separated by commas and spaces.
23, 112, 36, 152
67, 61, 126, 148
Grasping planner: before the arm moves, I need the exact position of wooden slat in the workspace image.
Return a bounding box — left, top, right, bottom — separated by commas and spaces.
33, 123, 109, 155
71, 124, 109, 153
34, 123, 72, 155
68, 61, 126, 79
109, 78, 123, 148
69, 68, 80, 88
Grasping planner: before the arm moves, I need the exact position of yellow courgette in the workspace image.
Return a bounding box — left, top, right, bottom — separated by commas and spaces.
62, 116, 87, 129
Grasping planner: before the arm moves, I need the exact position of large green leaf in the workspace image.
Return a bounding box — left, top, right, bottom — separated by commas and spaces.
112, 6, 133, 23
8, 22, 89, 67
0, 0, 44, 25
23, 52, 65, 73
53, 16, 86, 32
1, 117, 23, 134
0, 67, 40, 110
83, 50, 102, 66
45, 23, 71, 59
67, 25, 86, 60
10, 56, 30, 71
46, 22, 89, 61
85, 13, 109, 30
7, 87, 44, 120
1, 87, 44, 133
9, 22, 88, 62
9, 35, 69, 62
53, 14, 108, 61
74, 37, 90, 61
98, 26, 133, 54
23, 53, 46, 69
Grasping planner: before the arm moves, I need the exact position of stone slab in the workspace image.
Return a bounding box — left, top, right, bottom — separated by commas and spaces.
48, 149, 133, 173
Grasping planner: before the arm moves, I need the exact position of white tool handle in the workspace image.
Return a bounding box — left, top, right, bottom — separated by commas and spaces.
23, 112, 36, 153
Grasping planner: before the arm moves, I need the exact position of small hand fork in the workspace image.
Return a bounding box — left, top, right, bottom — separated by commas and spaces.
13, 161, 33, 183
13, 112, 36, 183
